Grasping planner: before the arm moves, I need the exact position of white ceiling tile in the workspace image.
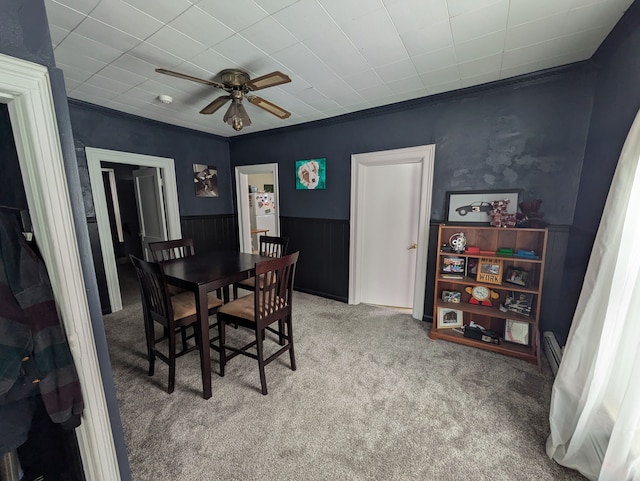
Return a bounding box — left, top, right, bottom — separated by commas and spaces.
188, 49, 236, 76
85, 74, 134, 94
197, 0, 270, 32
564, 2, 626, 35
73, 82, 120, 100
49, 24, 70, 47
89, 0, 163, 39
63, 77, 82, 91
168, 7, 234, 48
146, 26, 207, 61
73, 17, 142, 52
272, 0, 339, 41
56, 32, 122, 63
44, 0, 86, 30
401, 20, 454, 57
447, 0, 504, 18
111, 54, 158, 78
459, 70, 500, 87
505, 13, 566, 50
57, 62, 94, 83
210, 35, 269, 70
454, 30, 505, 63
450, 0, 509, 44
252, 0, 299, 15
272, 43, 340, 85
128, 42, 184, 70
136, 79, 192, 98
386, 75, 425, 94
508, 0, 571, 28
356, 84, 393, 102
428, 78, 462, 95
318, 0, 385, 25
54, 48, 106, 72
294, 88, 341, 110
419, 64, 460, 86
238, 16, 298, 55
121, 0, 191, 23
500, 46, 594, 80
97, 64, 149, 87
458, 52, 502, 78
304, 25, 371, 77
49, 0, 100, 15
313, 78, 361, 102
374, 58, 419, 82
343, 69, 383, 90
386, 0, 449, 34
411, 46, 458, 74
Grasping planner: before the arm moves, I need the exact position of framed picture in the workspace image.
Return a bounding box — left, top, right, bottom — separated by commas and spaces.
505, 266, 530, 287
504, 291, 533, 316
445, 189, 522, 225
476, 258, 503, 285
296, 158, 326, 190
437, 307, 463, 329
441, 290, 461, 303
193, 164, 218, 197
440, 256, 466, 276
504, 319, 530, 345
466, 257, 479, 277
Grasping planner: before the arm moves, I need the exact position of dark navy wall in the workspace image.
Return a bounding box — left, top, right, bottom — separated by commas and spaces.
1, 1, 131, 479
0, 104, 27, 208
68, 101, 233, 218
559, 1, 640, 343
230, 65, 595, 225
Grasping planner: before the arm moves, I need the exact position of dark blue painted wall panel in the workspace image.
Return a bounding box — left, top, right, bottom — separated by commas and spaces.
230, 66, 595, 225
0, 0, 55, 67
68, 101, 233, 218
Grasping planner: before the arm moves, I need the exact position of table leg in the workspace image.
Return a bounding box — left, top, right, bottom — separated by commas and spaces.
197, 286, 212, 399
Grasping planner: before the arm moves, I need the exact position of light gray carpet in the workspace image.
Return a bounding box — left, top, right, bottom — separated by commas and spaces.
105, 266, 585, 481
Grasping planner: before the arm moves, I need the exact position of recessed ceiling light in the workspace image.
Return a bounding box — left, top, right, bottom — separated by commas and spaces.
158, 94, 173, 104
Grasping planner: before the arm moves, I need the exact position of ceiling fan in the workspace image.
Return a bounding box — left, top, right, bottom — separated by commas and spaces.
155, 67, 291, 131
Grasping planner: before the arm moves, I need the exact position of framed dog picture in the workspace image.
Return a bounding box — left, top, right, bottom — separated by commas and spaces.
296, 158, 326, 190
193, 164, 218, 197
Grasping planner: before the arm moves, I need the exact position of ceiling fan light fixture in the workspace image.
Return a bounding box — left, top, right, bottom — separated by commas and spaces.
223, 99, 252, 131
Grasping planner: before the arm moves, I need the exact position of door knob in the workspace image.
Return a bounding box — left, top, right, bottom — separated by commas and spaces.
408, 243, 417, 249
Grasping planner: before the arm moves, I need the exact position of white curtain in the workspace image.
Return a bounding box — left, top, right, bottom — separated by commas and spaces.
546, 109, 640, 480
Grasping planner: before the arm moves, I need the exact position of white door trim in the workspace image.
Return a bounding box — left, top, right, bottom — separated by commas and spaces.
0, 53, 121, 480
349, 145, 435, 320
234, 163, 280, 252
86, 147, 181, 312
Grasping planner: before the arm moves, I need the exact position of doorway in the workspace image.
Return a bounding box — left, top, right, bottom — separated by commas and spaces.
349, 145, 435, 320
234, 163, 281, 253
86, 148, 181, 313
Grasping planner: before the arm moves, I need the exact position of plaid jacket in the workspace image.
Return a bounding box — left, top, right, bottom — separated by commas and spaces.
0, 211, 83, 425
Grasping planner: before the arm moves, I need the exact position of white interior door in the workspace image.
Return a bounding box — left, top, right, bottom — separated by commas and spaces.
360, 162, 422, 308
133, 167, 168, 260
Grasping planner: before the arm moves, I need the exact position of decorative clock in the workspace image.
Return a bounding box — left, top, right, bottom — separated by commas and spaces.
465, 285, 499, 307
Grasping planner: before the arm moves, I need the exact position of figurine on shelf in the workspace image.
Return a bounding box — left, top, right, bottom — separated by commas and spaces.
489, 199, 517, 228
516, 199, 547, 228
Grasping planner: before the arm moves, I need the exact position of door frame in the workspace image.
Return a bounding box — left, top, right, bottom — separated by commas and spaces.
86, 148, 181, 312
349, 145, 435, 320
234, 163, 280, 253
0, 53, 121, 480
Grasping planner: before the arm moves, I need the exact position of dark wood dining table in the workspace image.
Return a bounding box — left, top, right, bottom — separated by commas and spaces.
161, 250, 269, 399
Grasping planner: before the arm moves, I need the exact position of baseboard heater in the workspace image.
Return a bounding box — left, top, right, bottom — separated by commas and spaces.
542, 331, 563, 377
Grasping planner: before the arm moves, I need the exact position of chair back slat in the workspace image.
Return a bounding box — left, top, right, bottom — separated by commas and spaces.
258, 235, 289, 258
149, 238, 195, 262
254, 252, 299, 323
130, 255, 173, 325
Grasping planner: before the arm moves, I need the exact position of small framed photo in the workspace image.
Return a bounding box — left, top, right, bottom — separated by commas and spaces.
440, 256, 466, 275
296, 158, 326, 190
441, 290, 461, 303
504, 319, 530, 345
193, 164, 218, 197
505, 267, 530, 287
476, 258, 503, 285
445, 189, 522, 225
437, 307, 463, 329
504, 291, 533, 316
466, 257, 479, 277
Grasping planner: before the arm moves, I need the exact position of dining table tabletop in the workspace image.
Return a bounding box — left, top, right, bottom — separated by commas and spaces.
161, 250, 269, 399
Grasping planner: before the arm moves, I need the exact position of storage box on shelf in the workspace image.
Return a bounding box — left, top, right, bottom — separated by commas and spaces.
431, 224, 548, 363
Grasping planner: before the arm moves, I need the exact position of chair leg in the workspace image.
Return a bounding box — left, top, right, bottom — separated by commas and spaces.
232, 284, 238, 300
287, 316, 296, 371
168, 327, 176, 394
278, 319, 285, 346
219, 319, 226, 377
256, 327, 267, 395
145, 319, 155, 376
180, 327, 189, 351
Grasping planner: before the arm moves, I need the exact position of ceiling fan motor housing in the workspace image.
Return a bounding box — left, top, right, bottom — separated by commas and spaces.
219, 69, 250, 88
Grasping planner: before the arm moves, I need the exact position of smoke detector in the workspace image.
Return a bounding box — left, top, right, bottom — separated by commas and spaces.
158, 94, 173, 104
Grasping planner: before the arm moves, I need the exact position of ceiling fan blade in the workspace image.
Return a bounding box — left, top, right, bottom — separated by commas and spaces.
247, 96, 291, 119
246, 71, 291, 91
155, 68, 225, 89
200, 96, 231, 115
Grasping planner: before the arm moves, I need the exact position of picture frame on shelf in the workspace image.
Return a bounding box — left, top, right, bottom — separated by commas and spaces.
440, 256, 466, 278
505, 266, 530, 287
437, 307, 464, 329
441, 290, 461, 303
504, 291, 533, 316
466, 257, 479, 277
476, 258, 503, 285
444, 189, 523, 225
504, 319, 530, 345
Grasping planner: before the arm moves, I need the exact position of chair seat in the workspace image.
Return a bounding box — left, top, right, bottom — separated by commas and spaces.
218, 294, 286, 323
171, 291, 223, 321
236, 277, 256, 289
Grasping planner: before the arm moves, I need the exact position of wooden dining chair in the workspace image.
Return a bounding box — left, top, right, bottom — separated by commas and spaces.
233, 235, 289, 299
149, 238, 195, 262
217, 251, 299, 395
130, 255, 223, 393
